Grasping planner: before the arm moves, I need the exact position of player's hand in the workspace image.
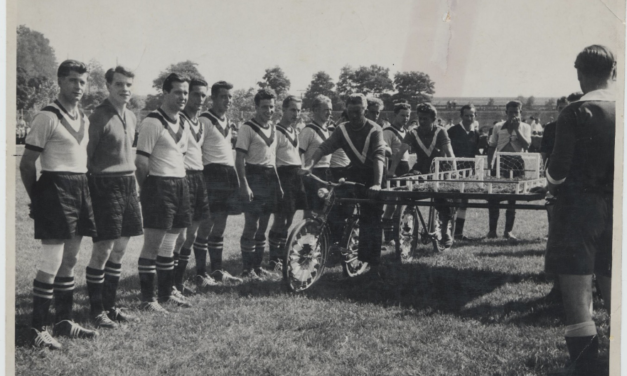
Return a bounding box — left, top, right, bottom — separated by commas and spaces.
240, 185, 254, 202
511, 117, 521, 130
368, 184, 381, 199
298, 167, 312, 176
386, 171, 395, 179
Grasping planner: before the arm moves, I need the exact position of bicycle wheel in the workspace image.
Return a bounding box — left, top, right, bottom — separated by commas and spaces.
396, 205, 419, 262
283, 218, 329, 292
341, 218, 369, 277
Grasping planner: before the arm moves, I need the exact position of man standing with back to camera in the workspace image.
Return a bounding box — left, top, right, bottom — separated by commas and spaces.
545, 45, 615, 376
85, 66, 143, 329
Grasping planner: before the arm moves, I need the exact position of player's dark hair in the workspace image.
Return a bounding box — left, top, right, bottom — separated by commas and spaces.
574, 45, 616, 79
254, 88, 277, 106
393, 102, 411, 114
57, 59, 88, 78
567, 92, 584, 102
162, 73, 190, 93
556, 96, 568, 107
459, 104, 476, 116
189, 78, 209, 92
415, 103, 437, 119
505, 100, 522, 111
105, 66, 134, 84
282, 95, 302, 109
211, 81, 234, 97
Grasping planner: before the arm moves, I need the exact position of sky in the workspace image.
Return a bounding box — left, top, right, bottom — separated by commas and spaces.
16, 0, 624, 98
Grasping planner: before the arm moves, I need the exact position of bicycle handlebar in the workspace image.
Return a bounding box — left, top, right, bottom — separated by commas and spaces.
304, 172, 364, 188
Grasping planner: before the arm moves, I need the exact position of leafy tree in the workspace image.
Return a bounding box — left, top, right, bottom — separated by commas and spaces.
144, 60, 206, 110
544, 98, 555, 109
516, 95, 526, 104
392, 71, 435, 107
487, 98, 495, 106
17, 25, 57, 79
303, 71, 336, 109
525, 96, 535, 110
257, 66, 291, 96
228, 87, 256, 121
81, 59, 108, 111
128, 95, 146, 111
152, 60, 206, 93
336, 65, 394, 101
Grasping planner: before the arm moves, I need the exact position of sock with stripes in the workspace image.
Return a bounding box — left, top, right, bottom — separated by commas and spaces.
207, 236, 224, 272
102, 261, 121, 312
156, 256, 175, 301
268, 231, 282, 263
173, 252, 180, 268
138, 258, 156, 303
85, 267, 105, 316
194, 238, 208, 276
565, 321, 599, 373
253, 235, 267, 270
174, 247, 192, 287
32, 279, 54, 330
241, 237, 255, 272
53, 276, 75, 323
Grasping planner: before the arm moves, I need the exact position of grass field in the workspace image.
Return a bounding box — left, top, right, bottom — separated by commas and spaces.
11, 151, 610, 376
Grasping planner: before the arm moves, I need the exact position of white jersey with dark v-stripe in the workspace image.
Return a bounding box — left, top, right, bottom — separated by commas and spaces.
24, 100, 90, 173
235, 118, 277, 167
299, 121, 331, 168
180, 110, 204, 171
276, 124, 301, 167
136, 108, 188, 178
199, 110, 234, 166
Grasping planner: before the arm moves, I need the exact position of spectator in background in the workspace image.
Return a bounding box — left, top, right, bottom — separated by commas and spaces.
447, 104, 480, 240
366, 97, 390, 128
486, 101, 531, 240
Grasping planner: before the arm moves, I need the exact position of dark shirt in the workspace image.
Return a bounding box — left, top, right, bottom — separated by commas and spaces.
318, 119, 388, 170
540, 121, 556, 159
402, 125, 451, 174
548, 93, 615, 194
447, 123, 479, 158
87, 99, 137, 174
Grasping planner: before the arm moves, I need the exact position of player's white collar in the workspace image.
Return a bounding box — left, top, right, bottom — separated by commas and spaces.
580, 88, 615, 102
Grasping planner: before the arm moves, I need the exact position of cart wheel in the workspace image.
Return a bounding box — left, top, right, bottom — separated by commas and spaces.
341, 218, 368, 277
396, 205, 419, 262
283, 218, 328, 292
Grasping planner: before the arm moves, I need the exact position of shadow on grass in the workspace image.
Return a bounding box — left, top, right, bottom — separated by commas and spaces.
476, 249, 546, 258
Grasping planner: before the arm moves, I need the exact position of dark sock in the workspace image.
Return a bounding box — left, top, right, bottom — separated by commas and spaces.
566, 335, 599, 373
193, 238, 208, 276
103, 261, 121, 311
454, 217, 465, 237
173, 252, 179, 268
53, 276, 75, 323
85, 267, 105, 316
32, 279, 53, 330
382, 217, 394, 242
174, 247, 192, 287
254, 236, 266, 269
207, 236, 224, 272
156, 256, 175, 301
241, 237, 255, 272
268, 230, 282, 263
138, 258, 156, 303
505, 209, 515, 233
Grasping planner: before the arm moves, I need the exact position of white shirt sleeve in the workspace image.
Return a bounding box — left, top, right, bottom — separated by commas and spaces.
25, 112, 56, 151
136, 119, 162, 156
298, 127, 313, 153
235, 124, 252, 153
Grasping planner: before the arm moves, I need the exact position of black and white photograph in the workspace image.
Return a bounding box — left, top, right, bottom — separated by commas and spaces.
6, 0, 626, 374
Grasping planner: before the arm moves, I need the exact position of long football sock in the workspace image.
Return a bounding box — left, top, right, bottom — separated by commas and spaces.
268, 231, 282, 263
174, 247, 192, 287
85, 267, 105, 316
253, 235, 266, 269
102, 261, 121, 311
32, 279, 54, 330
241, 237, 255, 272
138, 258, 156, 303
207, 236, 224, 272
193, 238, 208, 276
53, 276, 75, 323
156, 256, 175, 301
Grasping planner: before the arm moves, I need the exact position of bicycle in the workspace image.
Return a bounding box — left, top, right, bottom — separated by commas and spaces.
283, 174, 365, 292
